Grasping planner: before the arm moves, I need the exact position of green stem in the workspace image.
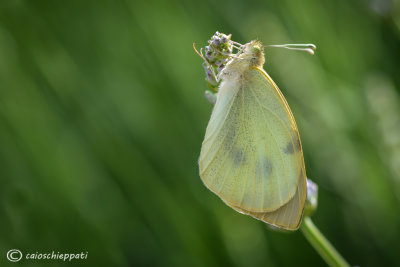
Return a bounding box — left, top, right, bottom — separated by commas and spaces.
300, 217, 350, 267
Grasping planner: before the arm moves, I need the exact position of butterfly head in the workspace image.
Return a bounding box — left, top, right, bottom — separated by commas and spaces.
241, 40, 265, 68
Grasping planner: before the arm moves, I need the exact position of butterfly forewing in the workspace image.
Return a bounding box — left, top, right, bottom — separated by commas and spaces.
199, 67, 306, 214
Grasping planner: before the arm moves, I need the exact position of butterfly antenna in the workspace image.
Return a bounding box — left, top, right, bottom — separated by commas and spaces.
265, 44, 316, 55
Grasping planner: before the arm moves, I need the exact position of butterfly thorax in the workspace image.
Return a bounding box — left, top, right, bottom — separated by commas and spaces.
220, 40, 265, 80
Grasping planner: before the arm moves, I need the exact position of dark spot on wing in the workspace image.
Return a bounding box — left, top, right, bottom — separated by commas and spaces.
223, 128, 236, 150
283, 134, 302, 154
256, 156, 273, 177
232, 148, 246, 167
264, 157, 273, 175
284, 141, 294, 154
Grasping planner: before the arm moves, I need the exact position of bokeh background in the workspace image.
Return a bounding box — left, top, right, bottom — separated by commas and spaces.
1, 0, 400, 266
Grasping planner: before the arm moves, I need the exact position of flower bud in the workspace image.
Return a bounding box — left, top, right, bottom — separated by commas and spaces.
304, 178, 318, 217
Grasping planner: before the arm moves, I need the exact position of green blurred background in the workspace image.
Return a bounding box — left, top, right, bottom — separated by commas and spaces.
1, 0, 400, 266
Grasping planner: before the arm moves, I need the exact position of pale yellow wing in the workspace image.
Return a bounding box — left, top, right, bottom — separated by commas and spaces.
225, 168, 306, 230
199, 66, 306, 216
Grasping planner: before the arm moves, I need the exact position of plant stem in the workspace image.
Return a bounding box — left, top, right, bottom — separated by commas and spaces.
300, 217, 350, 267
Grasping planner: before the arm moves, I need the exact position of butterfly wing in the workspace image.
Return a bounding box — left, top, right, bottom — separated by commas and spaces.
243, 67, 307, 229
199, 66, 306, 227
225, 168, 306, 230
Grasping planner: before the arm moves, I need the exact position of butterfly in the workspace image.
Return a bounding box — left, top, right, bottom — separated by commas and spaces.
198, 34, 315, 230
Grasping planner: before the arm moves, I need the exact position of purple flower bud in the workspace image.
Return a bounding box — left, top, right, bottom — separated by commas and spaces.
221, 35, 228, 44
205, 51, 214, 62
212, 38, 220, 47
304, 178, 318, 216
203, 63, 216, 82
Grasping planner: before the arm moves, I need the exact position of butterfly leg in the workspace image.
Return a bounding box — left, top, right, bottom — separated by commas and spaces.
203, 62, 219, 105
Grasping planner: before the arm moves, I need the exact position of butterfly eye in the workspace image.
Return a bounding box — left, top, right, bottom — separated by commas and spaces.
251, 45, 262, 53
